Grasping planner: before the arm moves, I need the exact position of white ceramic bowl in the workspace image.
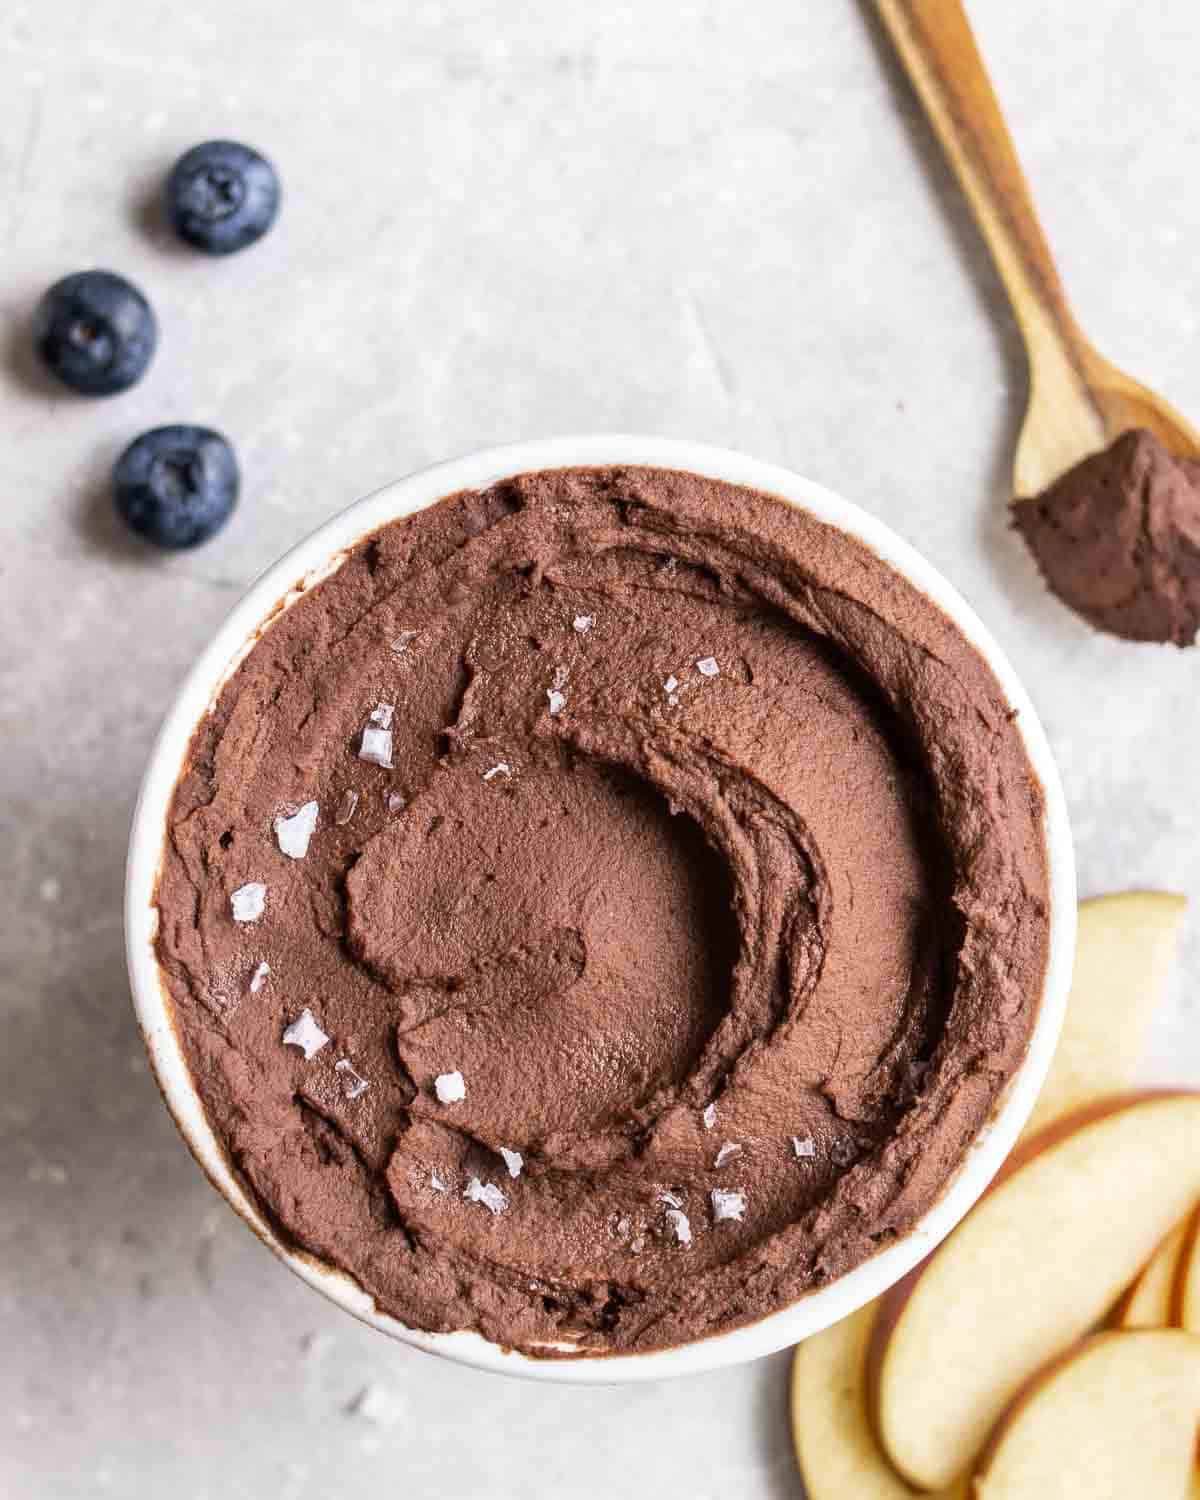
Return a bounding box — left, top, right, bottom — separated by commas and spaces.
126, 435, 1076, 1384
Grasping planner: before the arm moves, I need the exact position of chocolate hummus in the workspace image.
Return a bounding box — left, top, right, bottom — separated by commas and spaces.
1014, 428, 1200, 646
155, 465, 1050, 1356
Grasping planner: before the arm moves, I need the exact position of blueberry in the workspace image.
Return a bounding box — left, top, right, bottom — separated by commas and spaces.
113, 426, 239, 549
166, 140, 280, 254
33, 270, 157, 396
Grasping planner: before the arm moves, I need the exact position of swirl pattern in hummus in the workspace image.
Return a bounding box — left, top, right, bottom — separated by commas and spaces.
155, 465, 1049, 1355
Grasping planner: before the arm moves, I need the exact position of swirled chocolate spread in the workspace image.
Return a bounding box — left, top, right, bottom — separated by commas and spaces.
154, 465, 1050, 1356
1014, 428, 1200, 646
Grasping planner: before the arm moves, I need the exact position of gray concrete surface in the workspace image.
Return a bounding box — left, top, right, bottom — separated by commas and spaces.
3, 1, 1199, 1495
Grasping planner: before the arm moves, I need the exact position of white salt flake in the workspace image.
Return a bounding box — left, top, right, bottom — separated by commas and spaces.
249, 961, 270, 995
792, 1136, 817, 1160
702, 1103, 718, 1130
630, 1235, 646, 1254
274, 800, 319, 860
430, 1171, 447, 1193
658, 1190, 684, 1209
434, 1071, 466, 1104
464, 1177, 508, 1215
348, 1384, 405, 1427
714, 1141, 742, 1168
335, 1059, 370, 1100
231, 882, 267, 924
482, 762, 511, 782
572, 614, 594, 633
282, 1009, 330, 1061
335, 789, 359, 824
696, 656, 720, 678
391, 631, 419, 658
615, 1216, 632, 1239
359, 726, 394, 768
370, 702, 395, 729
387, 791, 407, 813
664, 675, 679, 694
499, 1147, 524, 1179
667, 693, 680, 707
711, 1188, 746, 1223
665, 1208, 692, 1246
547, 689, 567, 717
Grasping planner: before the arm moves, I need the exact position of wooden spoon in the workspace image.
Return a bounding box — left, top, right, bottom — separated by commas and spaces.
873, 0, 1200, 499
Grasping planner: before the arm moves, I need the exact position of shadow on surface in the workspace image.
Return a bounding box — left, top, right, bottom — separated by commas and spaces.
73, 443, 152, 563
128, 166, 196, 259
2, 306, 68, 400
754, 1347, 806, 1499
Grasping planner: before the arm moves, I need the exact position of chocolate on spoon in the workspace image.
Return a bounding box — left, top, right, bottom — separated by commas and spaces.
874, 0, 1200, 646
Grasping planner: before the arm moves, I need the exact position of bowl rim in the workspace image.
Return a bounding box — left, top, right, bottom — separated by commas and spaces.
125, 433, 1076, 1384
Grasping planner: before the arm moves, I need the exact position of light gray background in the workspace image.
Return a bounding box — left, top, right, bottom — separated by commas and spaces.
3, 1, 1198, 1495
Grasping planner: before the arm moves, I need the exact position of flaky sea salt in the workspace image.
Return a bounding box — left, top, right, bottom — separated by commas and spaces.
792, 1136, 817, 1160
696, 656, 720, 677
335, 1059, 370, 1100
282, 1008, 330, 1061
274, 800, 319, 860
464, 1177, 508, 1215
664, 675, 679, 694
359, 726, 393, 768
434, 1071, 466, 1104
547, 665, 569, 716
231, 882, 267, 924
370, 702, 395, 729
348, 1384, 405, 1427
430, 1171, 447, 1193
665, 1208, 692, 1246
387, 791, 407, 813
711, 1188, 746, 1223
499, 1147, 524, 1179
335, 789, 359, 825
702, 1103, 718, 1131
249, 961, 270, 995
391, 630, 419, 658
659, 1190, 684, 1209
572, 615, 594, 634
482, 762, 511, 782
714, 1142, 742, 1169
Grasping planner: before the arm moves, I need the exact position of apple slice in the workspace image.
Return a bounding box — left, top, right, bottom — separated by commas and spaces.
1022, 891, 1184, 1139
971, 1330, 1200, 1499
791, 1306, 918, 1499
869, 1091, 1200, 1491
1113, 1217, 1191, 1329
1172, 1205, 1200, 1332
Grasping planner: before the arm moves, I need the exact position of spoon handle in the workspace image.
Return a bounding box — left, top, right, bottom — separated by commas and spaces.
873, 0, 1085, 360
